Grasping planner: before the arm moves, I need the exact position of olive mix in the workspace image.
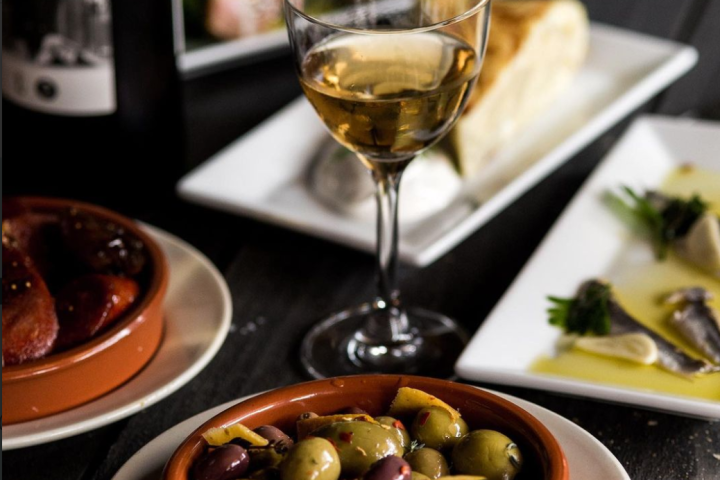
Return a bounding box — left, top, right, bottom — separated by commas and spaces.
192, 388, 523, 480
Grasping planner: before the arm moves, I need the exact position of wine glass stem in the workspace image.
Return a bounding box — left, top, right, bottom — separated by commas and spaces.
367, 159, 413, 343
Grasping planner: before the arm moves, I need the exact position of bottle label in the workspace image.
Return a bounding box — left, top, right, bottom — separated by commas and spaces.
2, 0, 116, 116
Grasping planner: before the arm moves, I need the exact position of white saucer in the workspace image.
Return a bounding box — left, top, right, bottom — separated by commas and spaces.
112, 389, 630, 480
2, 225, 233, 450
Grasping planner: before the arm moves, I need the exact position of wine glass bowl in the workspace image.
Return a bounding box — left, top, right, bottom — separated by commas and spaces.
285, 0, 491, 378
287, 0, 490, 163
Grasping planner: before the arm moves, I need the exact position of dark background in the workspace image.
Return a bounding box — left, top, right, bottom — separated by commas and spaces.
3, 0, 720, 479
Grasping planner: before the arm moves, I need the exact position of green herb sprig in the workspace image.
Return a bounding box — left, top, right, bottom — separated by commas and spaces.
608, 187, 708, 259
547, 282, 612, 336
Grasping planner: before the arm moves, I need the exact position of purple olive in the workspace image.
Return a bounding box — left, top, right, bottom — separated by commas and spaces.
254, 425, 294, 450
340, 407, 369, 415
229, 437, 252, 448
193, 444, 250, 480
364, 456, 412, 480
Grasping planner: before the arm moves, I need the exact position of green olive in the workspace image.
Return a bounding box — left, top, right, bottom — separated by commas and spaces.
249, 446, 286, 471
376, 416, 412, 452
279, 438, 341, 480
250, 468, 281, 480
452, 430, 523, 480
411, 473, 432, 480
312, 421, 403, 477
411, 407, 468, 451
404, 448, 450, 479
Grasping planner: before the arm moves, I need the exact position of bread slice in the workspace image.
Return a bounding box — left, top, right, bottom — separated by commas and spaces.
449, 0, 589, 176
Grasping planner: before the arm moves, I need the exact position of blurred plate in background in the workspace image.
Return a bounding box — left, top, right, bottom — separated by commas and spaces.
173, 0, 288, 77
178, 24, 696, 266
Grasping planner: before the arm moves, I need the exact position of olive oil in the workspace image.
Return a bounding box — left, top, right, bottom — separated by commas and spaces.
300, 32, 479, 162
532, 167, 720, 401
662, 166, 720, 213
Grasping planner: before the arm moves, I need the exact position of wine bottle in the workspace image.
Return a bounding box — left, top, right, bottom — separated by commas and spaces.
2, 0, 183, 212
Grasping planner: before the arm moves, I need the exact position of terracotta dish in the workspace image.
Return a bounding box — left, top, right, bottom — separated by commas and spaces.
163, 375, 569, 480
2, 197, 168, 425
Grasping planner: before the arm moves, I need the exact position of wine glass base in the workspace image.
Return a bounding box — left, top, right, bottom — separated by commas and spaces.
300, 304, 468, 379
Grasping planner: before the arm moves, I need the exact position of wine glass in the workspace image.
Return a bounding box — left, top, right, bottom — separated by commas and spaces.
285, 0, 491, 378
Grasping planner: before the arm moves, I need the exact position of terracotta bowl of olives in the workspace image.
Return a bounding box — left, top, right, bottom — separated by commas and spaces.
163, 375, 568, 480
2, 197, 168, 424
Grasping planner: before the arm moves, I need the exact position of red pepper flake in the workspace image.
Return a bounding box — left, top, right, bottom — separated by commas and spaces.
392, 420, 406, 430
400, 465, 412, 477
419, 411, 431, 426
339, 431, 354, 443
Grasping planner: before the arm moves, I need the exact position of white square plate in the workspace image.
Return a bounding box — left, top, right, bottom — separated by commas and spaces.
178, 24, 697, 266
455, 115, 720, 419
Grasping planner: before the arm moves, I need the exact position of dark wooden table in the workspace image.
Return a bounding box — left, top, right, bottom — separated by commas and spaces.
4, 1, 720, 479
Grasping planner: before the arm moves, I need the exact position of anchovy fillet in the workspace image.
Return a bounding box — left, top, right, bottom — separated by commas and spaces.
581, 280, 718, 376
666, 287, 720, 365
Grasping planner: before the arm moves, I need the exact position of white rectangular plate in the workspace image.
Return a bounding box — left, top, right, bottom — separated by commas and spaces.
178, 24, 697, 266
171, 0, 289, 77
178, 31, 288, 76
455, 115, 720, 419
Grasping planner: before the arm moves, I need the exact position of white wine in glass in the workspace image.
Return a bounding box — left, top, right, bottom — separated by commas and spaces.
286, 0, 491, 378
300, 32, 479, 161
